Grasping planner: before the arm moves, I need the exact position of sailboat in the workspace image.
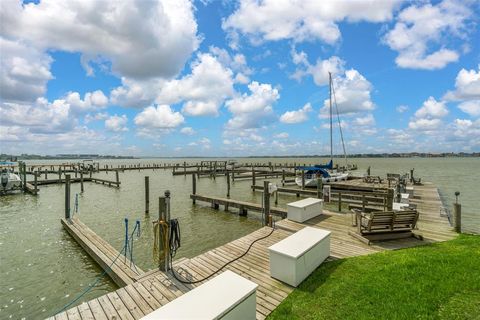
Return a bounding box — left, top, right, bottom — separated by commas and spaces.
295, 72, 350, 187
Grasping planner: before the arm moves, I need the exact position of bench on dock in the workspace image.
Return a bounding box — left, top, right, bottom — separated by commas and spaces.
140, 270, 258, 320
269, 226, 331, 287
349, 209, 422, 245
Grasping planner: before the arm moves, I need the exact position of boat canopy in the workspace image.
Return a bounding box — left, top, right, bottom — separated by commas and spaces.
295, 166, 330, 178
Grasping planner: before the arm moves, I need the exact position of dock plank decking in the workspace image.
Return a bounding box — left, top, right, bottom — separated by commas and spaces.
51, 183, 455, 320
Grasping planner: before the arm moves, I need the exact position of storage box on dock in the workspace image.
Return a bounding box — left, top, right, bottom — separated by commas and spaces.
268, 227, 331, 287
140, 270, 257, 320
287, 198, 323, 223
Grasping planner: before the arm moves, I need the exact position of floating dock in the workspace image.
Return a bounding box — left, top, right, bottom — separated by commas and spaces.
61, 217, 144, 287
51, 182, 455, 320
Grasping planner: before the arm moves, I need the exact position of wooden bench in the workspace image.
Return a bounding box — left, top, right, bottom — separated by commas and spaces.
269, 226, 330, 287
140, 270, 257, 319
349, 209, 422, 245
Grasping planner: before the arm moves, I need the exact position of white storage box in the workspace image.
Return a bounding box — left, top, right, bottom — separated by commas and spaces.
287, 198, 323, 223
393, 202, 410, 211
269, 227, 330, 287
141, 270, 257, 320
400, 193, 410, 204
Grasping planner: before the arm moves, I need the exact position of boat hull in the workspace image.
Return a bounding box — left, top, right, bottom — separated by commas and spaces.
295, 173, 349, 187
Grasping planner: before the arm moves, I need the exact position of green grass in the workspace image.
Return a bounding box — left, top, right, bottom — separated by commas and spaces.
268, 234, 480, 320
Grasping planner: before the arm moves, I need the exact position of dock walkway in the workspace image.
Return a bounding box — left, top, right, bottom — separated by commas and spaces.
61, 217, 144, 287
51, 182, 455, 320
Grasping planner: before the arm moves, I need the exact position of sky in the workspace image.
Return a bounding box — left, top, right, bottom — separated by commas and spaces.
0, 0, 479, 157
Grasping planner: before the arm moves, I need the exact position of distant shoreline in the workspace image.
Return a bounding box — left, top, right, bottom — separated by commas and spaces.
2, 152, 479, 160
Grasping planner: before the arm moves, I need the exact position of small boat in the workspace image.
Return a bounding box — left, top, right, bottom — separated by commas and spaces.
0, 162, 22, 194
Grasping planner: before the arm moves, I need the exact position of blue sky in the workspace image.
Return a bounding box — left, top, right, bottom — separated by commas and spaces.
1, 0, 479, 156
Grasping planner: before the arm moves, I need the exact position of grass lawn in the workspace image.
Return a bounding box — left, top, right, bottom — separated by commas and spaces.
268, 234, 480, 320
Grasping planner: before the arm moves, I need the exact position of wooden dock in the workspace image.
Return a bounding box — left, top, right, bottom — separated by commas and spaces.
50, 182, 455, 320
61, 217, 144, 287
190, 193, 287, 217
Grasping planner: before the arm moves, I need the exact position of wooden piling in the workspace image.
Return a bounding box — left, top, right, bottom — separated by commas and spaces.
192, 173, 196, 204
145, 176, 150, 214
301, 170, 305, 190
263, 181, 270, 226
44, 169, 47, 179
80, 171, 84, 193
316, 173, 322, 199
282, 169, 285, 186
115, 170, 119, 187
33, 172, 38, 195
65, 174, 71, 219
252, 168, 256, 186
338, 192, 342, 212
454, 203, 461, 233
226, 172, 230, 198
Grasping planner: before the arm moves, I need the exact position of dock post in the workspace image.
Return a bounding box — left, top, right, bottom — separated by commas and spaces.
164, 190, 171, 270
80, 171, 84, 193
65, 174, 71, 219
274, 189, 278, 205
263, 181, 270, 226
367, 166, 371, 176
192, 173, 196, 204
44, 169, 47, 179
252, 168, 256, 186
58, 167, 62, 183
316, 173, 322, 199
145, 176, 150, 214
454, 191, 461, 233
338, 192, 342, 212
387, 188, 394, 211
158, 196, 167, 271
282, 170, 285, 186
301, 170, 305, 190
115, 170, 119, 188
183, 161, 186, 175
226, 172, 230, 198
410, 168, 414, 183
34, 172, 38, 195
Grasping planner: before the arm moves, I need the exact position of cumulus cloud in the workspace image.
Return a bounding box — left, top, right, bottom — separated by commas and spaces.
458, 100, 480, 117
274, 132, 289, 139
156, 53, 234, 116
408, 118, 442, 131
223, 0, 401, 46
180, 127, 196, 135
414, 97, 448, 118
290, 49, 345, 86
105, 114, 128, 132
443, 66, 480, 117
0, 37, 53, 102
383, 0, 474, 70
134, 105, 184, 129
320, 69, 374, 116
1, 0, 199, 79
65, 90, 109, 113
396, 105, 409, 113
280, 103, 313, 124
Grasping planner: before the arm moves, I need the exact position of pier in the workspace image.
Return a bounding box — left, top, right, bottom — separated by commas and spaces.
50, 182, 456, 320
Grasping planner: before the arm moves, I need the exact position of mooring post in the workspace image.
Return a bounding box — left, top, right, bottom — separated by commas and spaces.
387, 188, 394, 211
282, 170, 285, 186
183, 161, 186, 175
252, 168, 256, 186
338, 192, 342, 212
44, 169, 47, 179
165, 190, 171, 270
263, 181, 270, 226
158, 196, 167, 271
89, 166, 92, 178
226, 171, 230, 198
33, 172, 38, 195
367, 166, 371, 176
410, 168, 414, 183
80, 171, 84, 193
454, 191, 461, 233
115, 170, 119, 187
65, 174, 71, 219
192, 173, 196, 204
316, 173, 322, 199
145, 176, 150, 214
58, 167, 62, 183
275, 189, 278, 205
301, 170, 305, 190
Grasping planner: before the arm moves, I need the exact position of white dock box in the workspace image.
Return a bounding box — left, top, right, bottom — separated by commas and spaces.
400, 193, 410, 204
268, 227, 330, 287
141, 270, 257, 320
287, 198, 323, 223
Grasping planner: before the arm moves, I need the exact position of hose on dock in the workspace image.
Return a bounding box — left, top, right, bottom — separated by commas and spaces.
169, 220, 275, 284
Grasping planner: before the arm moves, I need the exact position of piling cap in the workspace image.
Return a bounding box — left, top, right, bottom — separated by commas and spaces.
165, 190, 171, 197
455, 191, 460, 197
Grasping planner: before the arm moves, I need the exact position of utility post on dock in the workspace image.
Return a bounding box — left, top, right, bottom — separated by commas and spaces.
145, 176, 150, 214
192, 173, 196, 204
65, 174, 71, 219
226, 171, 230, 198
454, 191, 461, 233
263, 181, 270, 226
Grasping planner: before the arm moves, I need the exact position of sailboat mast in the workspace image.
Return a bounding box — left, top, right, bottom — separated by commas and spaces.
329, 72, 333, 162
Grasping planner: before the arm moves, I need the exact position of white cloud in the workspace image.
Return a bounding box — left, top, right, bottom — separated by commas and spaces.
353, 114, 375, 126
408, 118, 442, 131
105, 114, 128, 132
134, 105, 184, 129
0, 98, 73, 134
65, 90, 108, 113
446, 66, 480, 100
180, 127, 196, 135
396, 105, 409, 113
280, 103, 312, 124
274, 132, 289, 139
414, 97, 448, 118
223, 0, 401, 45
290, 50, 345, 86
85, 112, 109, 123
458, 100, 480, 117
110, 78, 164, 108
156, 53, 234, 116
1, 0, 199, 79
0, 37, 53, 102
226, 81, 279, 114
383, 0, 473, 70
320, 69, 374, 115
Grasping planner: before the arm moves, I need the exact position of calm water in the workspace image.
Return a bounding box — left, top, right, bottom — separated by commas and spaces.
0, 157, 478, 319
